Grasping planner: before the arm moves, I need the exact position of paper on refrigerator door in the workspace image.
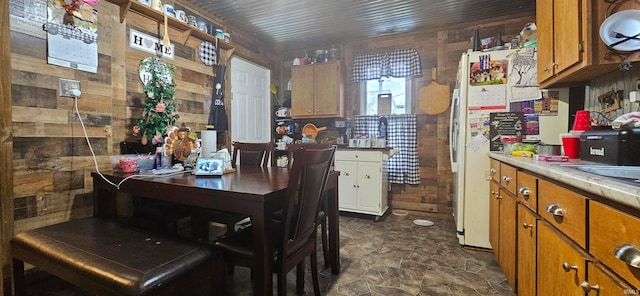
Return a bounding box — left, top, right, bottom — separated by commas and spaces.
467, 134, 488, 152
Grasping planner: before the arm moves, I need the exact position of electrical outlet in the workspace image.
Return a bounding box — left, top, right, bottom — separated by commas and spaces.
59, 78, 80, 97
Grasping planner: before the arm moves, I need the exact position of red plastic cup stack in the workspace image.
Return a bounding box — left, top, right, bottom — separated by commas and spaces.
572, 110, 591, 131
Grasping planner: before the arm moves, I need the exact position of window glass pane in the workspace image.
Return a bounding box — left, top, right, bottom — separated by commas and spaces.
364, 77, 407, 115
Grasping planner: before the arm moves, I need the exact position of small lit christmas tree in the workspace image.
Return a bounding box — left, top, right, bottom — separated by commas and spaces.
134, 57, 179, 146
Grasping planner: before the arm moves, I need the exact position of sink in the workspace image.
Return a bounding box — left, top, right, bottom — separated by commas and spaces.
561, 164, 640, 183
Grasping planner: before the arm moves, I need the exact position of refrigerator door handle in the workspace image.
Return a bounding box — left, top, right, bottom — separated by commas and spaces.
449, 92, 459, 172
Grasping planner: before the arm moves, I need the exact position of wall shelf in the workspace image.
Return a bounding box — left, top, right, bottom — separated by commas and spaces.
107, 0, 234, 49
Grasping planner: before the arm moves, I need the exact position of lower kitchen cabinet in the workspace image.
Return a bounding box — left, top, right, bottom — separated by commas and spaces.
335, 149, 390, 220
489, 156, 640, 295
517, 203, 537, 296
537, 221, 587, 295
583, 261, 632, 296
489, 180, 517, 289
498, 188, 517, 289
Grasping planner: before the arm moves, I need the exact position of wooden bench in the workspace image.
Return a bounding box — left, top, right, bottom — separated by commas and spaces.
11, 218, 215, 296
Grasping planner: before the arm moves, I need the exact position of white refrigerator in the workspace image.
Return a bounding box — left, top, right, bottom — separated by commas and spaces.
449, 48, 569, 249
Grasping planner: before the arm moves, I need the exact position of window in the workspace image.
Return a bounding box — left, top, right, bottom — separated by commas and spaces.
363, 77, 409, 115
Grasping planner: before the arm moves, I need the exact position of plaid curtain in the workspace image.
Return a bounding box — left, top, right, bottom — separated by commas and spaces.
354, 114, 420, 185
352, 48, 422, 82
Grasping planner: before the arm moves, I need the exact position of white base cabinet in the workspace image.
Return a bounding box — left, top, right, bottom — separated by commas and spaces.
335, 149, 391, 220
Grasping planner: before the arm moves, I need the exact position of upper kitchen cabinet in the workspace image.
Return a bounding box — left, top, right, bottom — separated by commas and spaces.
536, 0, 634, 88
291, 61, 345, 119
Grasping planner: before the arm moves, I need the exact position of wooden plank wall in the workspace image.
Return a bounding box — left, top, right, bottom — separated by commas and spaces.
340, 14, 536, 218
1, 0, 13, 291
8, 0, 281, 238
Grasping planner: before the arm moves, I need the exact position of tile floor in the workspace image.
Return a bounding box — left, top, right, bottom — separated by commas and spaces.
22, 213, 515, 295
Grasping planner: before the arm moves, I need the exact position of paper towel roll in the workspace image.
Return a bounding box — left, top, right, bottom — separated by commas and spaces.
201, 130, 217, 158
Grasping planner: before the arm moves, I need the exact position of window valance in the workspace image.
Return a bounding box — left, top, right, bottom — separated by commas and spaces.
352, 48, 422, 82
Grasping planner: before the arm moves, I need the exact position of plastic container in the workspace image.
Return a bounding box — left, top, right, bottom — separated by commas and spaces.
501, 136, 522, 154
110, 154, 138, 172
392, 210, 408, 220
137, 155, 156, 171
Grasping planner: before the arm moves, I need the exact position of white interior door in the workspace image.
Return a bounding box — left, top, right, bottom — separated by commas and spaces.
230, 57, 271, 143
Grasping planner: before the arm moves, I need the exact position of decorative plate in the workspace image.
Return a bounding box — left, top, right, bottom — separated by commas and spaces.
199, 41, 217, 66
599, 10, 640, 52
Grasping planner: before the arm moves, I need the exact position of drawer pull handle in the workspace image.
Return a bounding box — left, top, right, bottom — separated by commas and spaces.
522, 223, 534, 229
546, 203, 564, 217
562, 262, 578, 272
614, 244, 640, 268
518, 187, 531, 196
580, 281, 600, 293
502, 175, 511, 183
343, 172, 350, 176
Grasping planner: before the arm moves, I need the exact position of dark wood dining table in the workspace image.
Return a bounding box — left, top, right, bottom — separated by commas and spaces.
91, 166, 340, 296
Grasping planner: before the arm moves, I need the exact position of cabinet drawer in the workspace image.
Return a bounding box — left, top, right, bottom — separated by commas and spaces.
517, 171, 537, 212
590, 202, 640, 288
489, 158, 501, 183
500, 163, 517, 195
538, 179, 587, 248
335, 150, 381, 162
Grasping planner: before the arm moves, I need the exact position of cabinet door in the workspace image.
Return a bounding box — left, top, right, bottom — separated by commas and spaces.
536, 0, 554, 82
538, 222, 586, 295
553, 0, 581, 75
356, 162, 382, 213
291, 65, 315, 118
517, 204, 537, 296
584, 262, 631, 296
313, 62, 343, 117
489, 180, 500, 252
335, 161, 358, 210
498, 189, 517, 289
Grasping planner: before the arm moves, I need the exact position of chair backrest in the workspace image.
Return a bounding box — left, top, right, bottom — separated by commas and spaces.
231, 142, 272, 168
279, 146, 336, 256
285, 143, 334, 168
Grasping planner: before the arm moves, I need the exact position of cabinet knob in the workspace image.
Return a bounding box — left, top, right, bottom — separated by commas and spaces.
497, 194, 502, 200
580, 281, 600, 294
561, 262, 578, 272
522, 222, 534, 229
543, 67, 550, 72
316, 109, 320, 112
546, 203, 564, 217
364, 175, 371, 179
518, 186, 531, 197
490, 168, 497, 174
502, 175, 511, 183
614, 244, 640, 268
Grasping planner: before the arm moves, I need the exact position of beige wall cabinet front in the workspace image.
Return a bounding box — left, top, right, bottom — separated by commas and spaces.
291, 61, 344, 119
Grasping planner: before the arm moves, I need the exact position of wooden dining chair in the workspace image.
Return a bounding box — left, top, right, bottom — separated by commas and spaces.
192, 141, 273, 241
284, 143, 334, 266
213, 146, 336, 295
231, 141, 273, 168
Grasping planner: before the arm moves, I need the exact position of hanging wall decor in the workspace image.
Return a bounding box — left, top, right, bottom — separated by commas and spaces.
45, 0, 99, 73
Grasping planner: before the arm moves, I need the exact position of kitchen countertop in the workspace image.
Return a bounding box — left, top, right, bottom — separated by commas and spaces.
489, 152, 640, 211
